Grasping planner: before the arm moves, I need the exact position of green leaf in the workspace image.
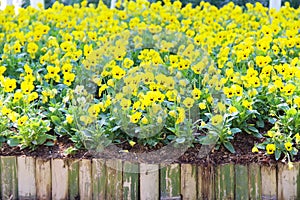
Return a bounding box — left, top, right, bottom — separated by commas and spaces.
0, 136, 6, 143
46, 134, 56, 140
214, 144, 220, 151
45, 141, 55, 146
277, 103, 289, 110
166, 127, 176, 133
275, 150, 281, 161
256, 120, 265, 128
223, 141, 235, 153
7, 138, 20, 147
246, 110, 260, 115
231, 128, 242, 134
51, 115, 61, 125
248, 126, 259, 133
268, 117, 277, 124
110, 125, 121, 132
252, 131, 263, 138
167, 135, 176, 140
64, 147, 77, 155
257, 143, 265, 149
199, 135, 219, 145
35, 135, 47, 145
176, 137, 186, 143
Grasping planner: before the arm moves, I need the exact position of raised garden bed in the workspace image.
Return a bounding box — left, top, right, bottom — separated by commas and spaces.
1, 1, 300, 199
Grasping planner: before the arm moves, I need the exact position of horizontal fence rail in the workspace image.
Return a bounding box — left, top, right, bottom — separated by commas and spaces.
0, 156, 299, 199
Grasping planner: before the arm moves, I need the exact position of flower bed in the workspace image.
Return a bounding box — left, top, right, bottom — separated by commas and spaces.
0, 0, 300, 166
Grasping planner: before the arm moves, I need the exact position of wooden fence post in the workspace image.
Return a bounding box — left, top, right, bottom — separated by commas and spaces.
1, 156, 18, 200
51, 159, 68, 200
36, 158, 51, 200
18, 156, 36, 199
181, 164, 197, 200
123, 161, 139, 200
68, 159, 79, 200
215, 164, 234, 200
106, 159, 123, 200
79, 159, 92, 199
92, 159, 106, 200
278, 162, 299, 199
198, 165, 214, 200
140, 163, 159, 200
269, 0, 282, 11
110, 0, 116, 9
235, 165, 248, 200
160, 163, 181, 199
248, 164, 262, 199
261, 165, 277, 200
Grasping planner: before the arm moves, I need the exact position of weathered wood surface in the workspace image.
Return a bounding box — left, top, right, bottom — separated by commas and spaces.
235, 164, 248, 200
198, 165, 214, 200
215, 164, 234, 200
106, 159, 123, 200
181, 164, 197, 200
51, 159, 68, 200
160, 164, 181, 199
36, 158, 51, 200
68, 159, 79, 200
248, 163, 262, 200
278, 163, 299, 200
1, 156, 300, 199
261, 165, 277, 200
269, 0, 282, 11
79, 159, 92, 200
1, 156, 18, 200
123, 161, 139, 200
92, 159, 106, 200
140, 163, 159, 200
18, 156, 36, 200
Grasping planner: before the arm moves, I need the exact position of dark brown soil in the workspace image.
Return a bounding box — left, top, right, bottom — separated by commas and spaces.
1, 131, 296, 166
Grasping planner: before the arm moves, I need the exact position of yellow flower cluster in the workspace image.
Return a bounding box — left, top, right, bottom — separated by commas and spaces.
0, 0, 300, 156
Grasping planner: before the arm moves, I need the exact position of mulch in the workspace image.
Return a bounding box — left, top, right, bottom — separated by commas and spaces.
1, 131, 297, 166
